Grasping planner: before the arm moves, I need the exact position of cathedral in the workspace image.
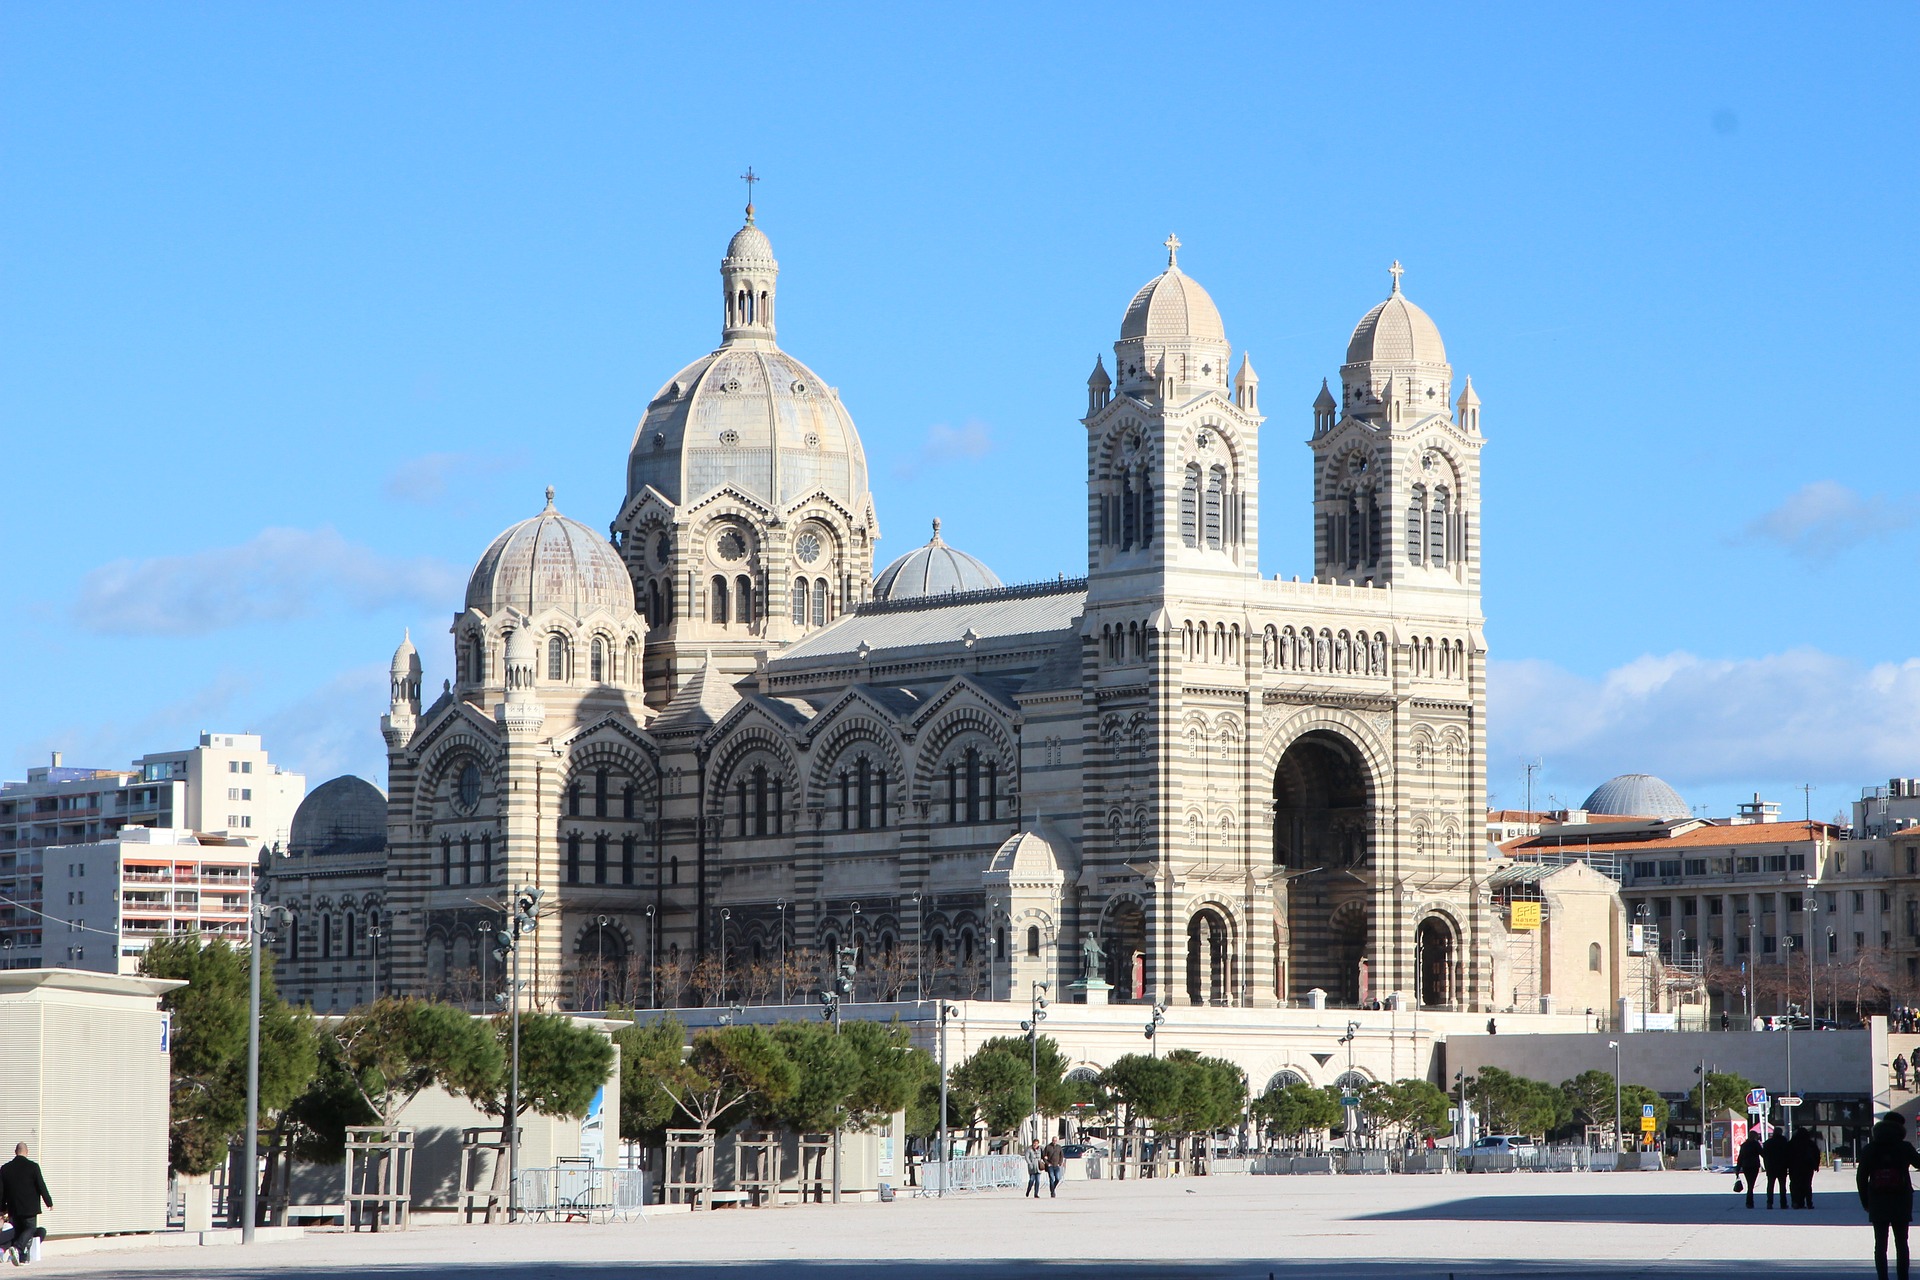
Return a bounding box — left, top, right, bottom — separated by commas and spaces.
379, 201, 1492, 1015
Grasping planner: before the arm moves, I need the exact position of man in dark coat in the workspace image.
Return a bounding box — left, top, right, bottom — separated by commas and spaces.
1762, 1127, 1792, 1209
1858, 1114, 1920, 1280
0, 1143, 52, 1263
1737, 1130, 1764, 1209
1788, 1128, 1821, 1208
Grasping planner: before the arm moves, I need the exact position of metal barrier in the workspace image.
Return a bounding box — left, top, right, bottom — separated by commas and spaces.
510, 1167, 649, 1221
917, 1154, 1028, 1195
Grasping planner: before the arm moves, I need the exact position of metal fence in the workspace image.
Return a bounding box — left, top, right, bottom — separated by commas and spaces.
916, 1154, 1028, 1195
510, 1166, 649, 1221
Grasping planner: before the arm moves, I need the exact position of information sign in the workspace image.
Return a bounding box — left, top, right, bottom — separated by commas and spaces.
1641, 1104, 1655, 1118
1778, 1096, 1804, 1107
1509, 901, 1541, 931
1640, 1116, 1657, 1132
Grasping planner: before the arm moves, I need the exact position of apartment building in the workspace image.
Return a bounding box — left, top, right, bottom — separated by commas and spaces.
0, 735, 303, 964
41, 826, 256, 973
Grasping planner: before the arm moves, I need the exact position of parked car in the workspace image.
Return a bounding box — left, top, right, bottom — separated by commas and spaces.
1762, 1015, 1842, 1031
1470, 1135, 1540, 1164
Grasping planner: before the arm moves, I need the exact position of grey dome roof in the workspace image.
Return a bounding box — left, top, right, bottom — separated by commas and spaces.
1346, 274, 1447, 366
1121, 266, 1225, 342
289, 776, 387, 857
466, 489, 636, 618
726, 219, 775, 265
1581, 774, 1691, 820
872, 518, 1002, 601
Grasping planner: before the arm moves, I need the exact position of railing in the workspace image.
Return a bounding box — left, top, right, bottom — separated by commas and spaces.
510, 1166, 648, 1221
917, 1154, 1027, 1195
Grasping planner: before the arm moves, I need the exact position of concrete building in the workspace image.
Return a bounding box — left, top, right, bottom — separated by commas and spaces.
262, 775, 392, 1011
0, 735, 304, 965
0, 968, 182, 1236
1487, 857, 1632, 1023
379, 211, 1498, 1021
1856, 779, 1920, 840
38, 826, 254, 973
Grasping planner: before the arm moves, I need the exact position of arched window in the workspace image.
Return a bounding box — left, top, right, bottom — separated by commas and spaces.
594, 832, 609, 884
814, 578, 829, 627
1179, 464, 1201, 547
1345, 492, 1363, 568
320, 915, 333, 960
567, 783, 581, 817
622, 783, 636, 820
620, 833, 636, 885
710, 576, 729, 624
648, 580, 663, 625
591, 638, 605, 682
1205, 465, 1226, 549
1407, 485, 1427, 566
752, 764, 769, 837
460, 833, 472, 883
792, 578, 809, 626
1429, 486, 1450, 568
287, 917, 300, 961
1589, 942, 1603, 972
547, 634, 567, 681
566, 831, 582, 884
1367, 491, 1383, 568
625, 636, 637, 684
481, 831, 492, 883
344, 911, 356, 958
1120, 471, 1138, 549
735, 574, 754, 626
467, 634, 483, 685
1027, 925, 1040, 957
595, 769, 609, 817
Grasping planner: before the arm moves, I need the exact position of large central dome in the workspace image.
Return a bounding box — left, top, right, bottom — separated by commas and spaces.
624, 212, 870, 518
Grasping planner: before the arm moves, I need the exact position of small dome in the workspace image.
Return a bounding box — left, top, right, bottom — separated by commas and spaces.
726, 219, 775, 265
389, 629, 418, 673
466, 488, 635, 618
872, 518, 1002, 601
1581, 774, 1692, 821
289, 776, 387, 858
1121, 267, 1225, 343
1346, 266, 1447, 366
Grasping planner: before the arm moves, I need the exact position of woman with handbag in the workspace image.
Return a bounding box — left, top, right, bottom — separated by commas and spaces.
1858, 1113, 1920, 1280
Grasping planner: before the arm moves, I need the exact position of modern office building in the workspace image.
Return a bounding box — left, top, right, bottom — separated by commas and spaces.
39, 826, 255, 973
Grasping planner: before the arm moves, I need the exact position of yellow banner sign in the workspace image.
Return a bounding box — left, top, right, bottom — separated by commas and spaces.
1509, 901, 1541, 931
1640, 1116, 1658, 1132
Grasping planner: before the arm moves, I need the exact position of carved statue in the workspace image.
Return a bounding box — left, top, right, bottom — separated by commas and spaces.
1081, 932, 1107, 980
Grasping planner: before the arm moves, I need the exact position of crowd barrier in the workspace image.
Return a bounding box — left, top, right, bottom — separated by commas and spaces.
917, 1154, 1028, 1195
510, 1167, 649, 1221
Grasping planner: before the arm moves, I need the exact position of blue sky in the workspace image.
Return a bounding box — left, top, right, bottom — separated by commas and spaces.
3, 4, 1915, 822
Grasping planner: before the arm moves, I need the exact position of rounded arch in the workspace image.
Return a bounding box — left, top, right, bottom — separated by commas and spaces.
412, 733, 501, 824
1414, 905, 1466, 1010
806, 716, 908, 810
1262, 1068, 1310, 1096
1268, 719, 1383, 1008
1184, 899, 1238, 1007
911, 703, 1019, 808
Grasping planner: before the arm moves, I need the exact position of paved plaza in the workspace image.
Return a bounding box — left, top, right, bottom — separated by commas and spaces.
31, 1171, 1875, 1279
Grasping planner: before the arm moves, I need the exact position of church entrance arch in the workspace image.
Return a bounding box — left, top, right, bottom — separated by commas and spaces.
1102, 898, 1147, 1003
1185, 906, 1233, 1007
1417, 914, 1459, 1009
1272, 729, 1374, 1005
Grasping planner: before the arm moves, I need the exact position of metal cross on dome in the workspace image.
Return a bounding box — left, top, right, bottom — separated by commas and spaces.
1389, 259, 1405, 292
741, 166, 759, 219
1164, 233, 1181, 267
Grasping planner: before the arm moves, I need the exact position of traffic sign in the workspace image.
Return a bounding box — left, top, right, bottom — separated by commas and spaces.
1642, 1104, 1655, 1118
1340, 1095, 1359, 1108
1778, 1096, 1804, 1107
1748, 1088, 1769, 1109
1640, 1116, 1657, 1132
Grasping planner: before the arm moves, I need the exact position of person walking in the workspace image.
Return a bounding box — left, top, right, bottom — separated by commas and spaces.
1898, 1055, 1910, 1092
1737, 1130, 1764, 1209
1023, 1140, 1043, 1199
1789, 1128, 1822, 1209
1042, 1138, 1063, 1198
1859, 1113, 1920, 1280
1762, 1127, 1792, 1209
0, 1143, 51, 1265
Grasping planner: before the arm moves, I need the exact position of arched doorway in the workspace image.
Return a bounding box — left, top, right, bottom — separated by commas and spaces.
1273, 730, 1373, 1004
1417, 915, 1458, 1009
1103, 899, 1147, 1003
1186, 907, 1232, 1007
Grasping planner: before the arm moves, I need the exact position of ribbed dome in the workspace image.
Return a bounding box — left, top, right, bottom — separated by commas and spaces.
1581, 774, 1692, 821
289, 775, 387, 857
466, 488, 636, 618
1347, 279, 1447, 366
872, 518, 1002, 601
1121, 267, 1225, 342
726, 219, 775, 265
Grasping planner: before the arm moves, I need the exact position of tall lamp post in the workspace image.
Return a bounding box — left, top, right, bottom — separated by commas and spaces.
1693, 1060, 1709, 1170
1806, 880, 1820, 1022
366, 909, 387, 1002
492, 885, 542, 1219
775, 899, 787, 1005
1022, 980, 1051, 1143
1746, 916, 1758, 1023
1607, 1039, 1623, 1164
1143, 1002, 1167, 1057
906, 893, 924, 1003
936, 1002, 958, 1194
718, 907, 731, 1005
242, 842, 293, 1244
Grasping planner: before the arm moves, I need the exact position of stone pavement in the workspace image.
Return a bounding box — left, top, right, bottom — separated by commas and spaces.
31, 1171, 1871, 1278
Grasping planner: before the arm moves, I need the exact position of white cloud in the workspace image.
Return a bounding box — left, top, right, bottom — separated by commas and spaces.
1490, 648, 1920, 799
73, 527, 463, 636
893, 420, 995, 480
1741, 480, 1913, 561
383, 450, 527, 505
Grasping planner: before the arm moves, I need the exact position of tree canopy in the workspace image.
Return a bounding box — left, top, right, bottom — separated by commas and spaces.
612, 1015, 687, 1144
331, 997, 503, 1126
490, 1012, 615, 1120
951, 1035, 1074, 1136
1467, 1066, 1567, 1137
140, 934, 317, 1176
1252, 1081, 1342, 1139
671, 1024, 798, 1132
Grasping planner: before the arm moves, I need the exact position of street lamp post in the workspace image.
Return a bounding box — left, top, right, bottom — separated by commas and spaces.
594, 915, 611, 1010
1608, 1039, 1623, 1164
907, 893, 924, 1003
1826, 927, 1837, 1020
1746, 917, 1758, 1024
493, 885, 542, 1219
719, 907, 731, 1005
1694, 1059, 1709, 1170
1022, 981, 1051, 1143
776, 899, 787, 1005
1144, 1002, 1166, 1057
644, 903, 657, 1009
242, 848, 293, 1245
1338, 1021, 1361, 1150
936, 1002, 958, 1194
